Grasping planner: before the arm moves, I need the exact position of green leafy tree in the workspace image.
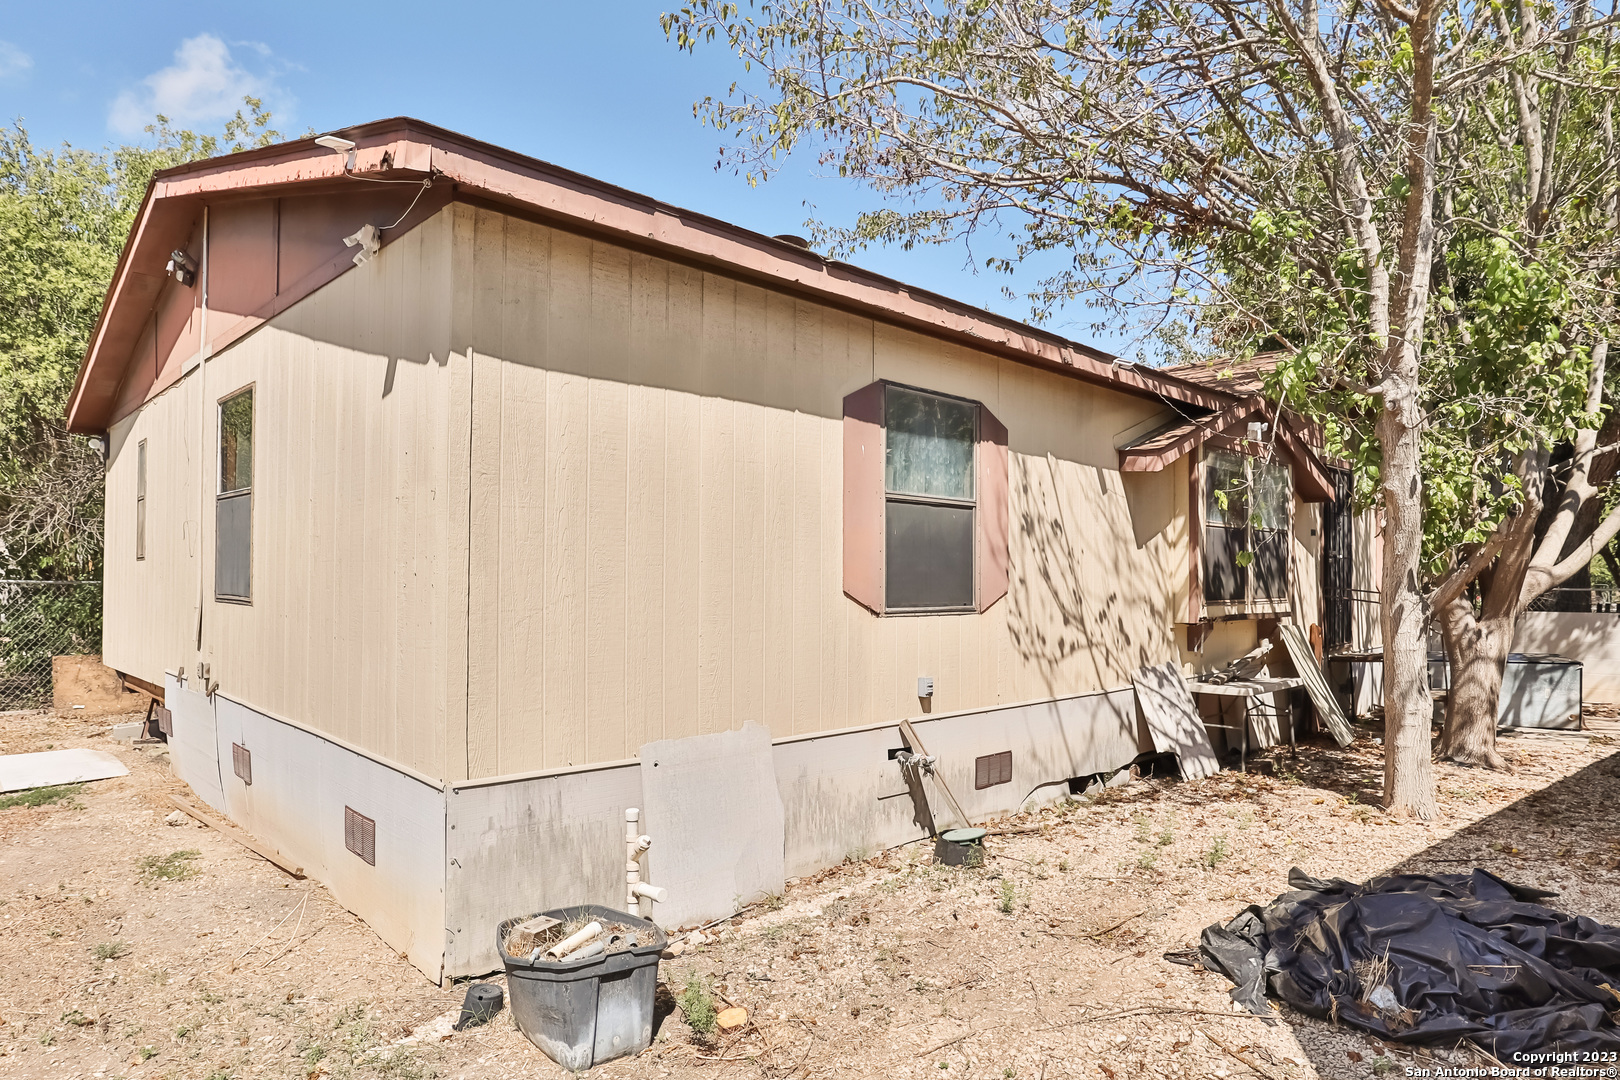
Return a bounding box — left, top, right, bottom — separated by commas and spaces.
0, 98, 281, 580
1200, 24, 1620, 769
664, 0, 1618, 816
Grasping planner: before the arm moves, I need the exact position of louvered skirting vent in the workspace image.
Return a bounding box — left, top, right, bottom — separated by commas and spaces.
975, 751, 1013, 789
344, 806, 376, 865
231, 743, 252, 785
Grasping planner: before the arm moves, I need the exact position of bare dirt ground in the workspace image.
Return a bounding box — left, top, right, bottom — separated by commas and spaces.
2, 708, 1618, 1080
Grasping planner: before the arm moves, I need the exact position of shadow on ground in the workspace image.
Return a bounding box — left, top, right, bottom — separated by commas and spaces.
1278, 741, 1620, 1076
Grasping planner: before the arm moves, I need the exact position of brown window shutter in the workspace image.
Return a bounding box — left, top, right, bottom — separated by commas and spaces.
975, 405, 1009, 612
843, 382, 886, 613
1188, 454, 1206, 624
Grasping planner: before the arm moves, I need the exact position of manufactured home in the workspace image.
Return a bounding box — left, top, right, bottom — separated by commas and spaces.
69, 119, 1348, 981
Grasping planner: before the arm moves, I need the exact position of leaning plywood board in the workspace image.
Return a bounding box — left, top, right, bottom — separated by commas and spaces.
0, 748, 127, 793
640, 723, 785, 930
1132, 663, 1220, 781
1280, 625, 1355, 747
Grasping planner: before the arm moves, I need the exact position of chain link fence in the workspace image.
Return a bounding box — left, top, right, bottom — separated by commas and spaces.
0, 580, 103, 711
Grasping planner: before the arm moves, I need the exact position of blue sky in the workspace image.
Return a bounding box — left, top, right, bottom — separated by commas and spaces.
0, 1, 1131, 355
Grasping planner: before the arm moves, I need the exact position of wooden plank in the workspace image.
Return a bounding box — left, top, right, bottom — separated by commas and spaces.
1280, 624, 1354, 747
167, 793, 304, 878
897, 718, 971, 829
116, 671, 165, 703
1132, 662, 1220, 781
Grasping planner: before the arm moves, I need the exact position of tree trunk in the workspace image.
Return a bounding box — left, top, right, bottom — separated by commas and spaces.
1378, 382, 1440, 819
1375, 0, 1441, 820
1435, 593, 1511, 769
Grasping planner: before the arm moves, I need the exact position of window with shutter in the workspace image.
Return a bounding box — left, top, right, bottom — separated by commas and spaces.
843, 381, 1009, 615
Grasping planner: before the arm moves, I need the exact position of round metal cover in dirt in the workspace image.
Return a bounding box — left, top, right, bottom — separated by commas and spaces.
940, 828, 986, 844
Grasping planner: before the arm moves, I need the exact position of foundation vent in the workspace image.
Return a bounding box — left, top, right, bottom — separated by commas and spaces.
231, 743, 252, 785
974, 751, 1012, 790
344, 806, 376, 865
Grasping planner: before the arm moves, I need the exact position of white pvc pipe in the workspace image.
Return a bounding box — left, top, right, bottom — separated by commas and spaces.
546, 921, 603, 959
625, 807, 667, 916
630, 881, 668, 903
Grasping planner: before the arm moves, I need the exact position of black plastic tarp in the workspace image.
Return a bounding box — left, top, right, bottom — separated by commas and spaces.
1200, 867, 1620, 1058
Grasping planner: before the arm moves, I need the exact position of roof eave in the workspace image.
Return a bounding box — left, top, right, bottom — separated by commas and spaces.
69, 117, 1237, 433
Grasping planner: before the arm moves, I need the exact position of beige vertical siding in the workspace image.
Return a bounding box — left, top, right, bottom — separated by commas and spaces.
102, 213, 463, 781
451, 204, 1207, 776
104, 375, 204, 683
103, 200, 1311, 782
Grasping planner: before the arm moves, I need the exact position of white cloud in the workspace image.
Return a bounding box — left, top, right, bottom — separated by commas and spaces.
0, 40, 32, 79
108, 33, 285, 136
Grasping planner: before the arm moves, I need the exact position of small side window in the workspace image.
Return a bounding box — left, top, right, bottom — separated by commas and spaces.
135, 439, 147, 561
843, 380, 1008, 615
215, 387, 253, 602
1202, 448, 1291, 607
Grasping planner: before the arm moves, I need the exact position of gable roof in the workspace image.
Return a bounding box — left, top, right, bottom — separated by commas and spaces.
70, 117, 1244, 434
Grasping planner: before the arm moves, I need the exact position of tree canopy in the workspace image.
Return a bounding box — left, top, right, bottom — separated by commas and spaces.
0, 100, 281, 579
665, 0, 1620, 816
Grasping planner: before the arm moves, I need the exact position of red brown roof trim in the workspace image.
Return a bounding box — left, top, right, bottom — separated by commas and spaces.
1119, 396, 1334, 503
69, 117, 1239, 433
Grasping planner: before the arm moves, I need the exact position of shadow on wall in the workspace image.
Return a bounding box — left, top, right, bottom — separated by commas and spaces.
382, 351, 451, 398
1006, 453, 1176, 698
1121, 470, 1174, 551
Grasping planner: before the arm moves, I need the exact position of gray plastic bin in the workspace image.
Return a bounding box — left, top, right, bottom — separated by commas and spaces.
497, 904, 667, 1071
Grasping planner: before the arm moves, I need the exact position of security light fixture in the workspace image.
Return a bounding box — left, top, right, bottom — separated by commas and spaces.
166, 248, 197, 287
314, 133, 357, 170
343, 223, 381, 266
